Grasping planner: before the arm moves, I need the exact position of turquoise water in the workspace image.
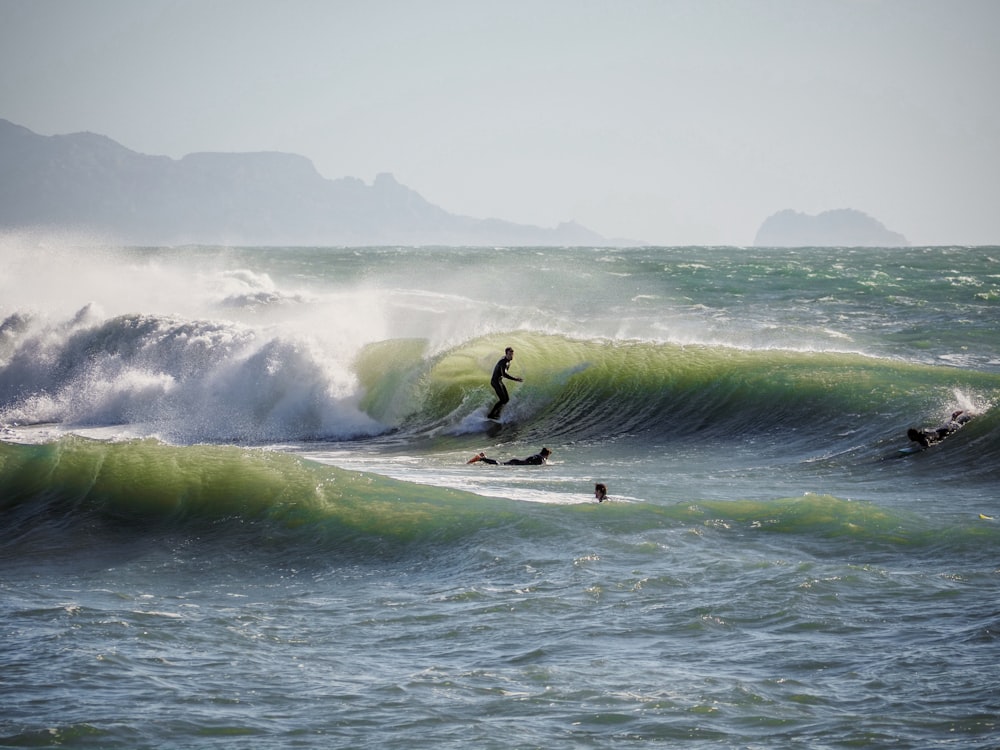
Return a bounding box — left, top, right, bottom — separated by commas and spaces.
1, 241, 999, 748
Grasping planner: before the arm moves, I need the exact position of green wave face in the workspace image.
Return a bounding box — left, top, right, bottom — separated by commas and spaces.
0, 437, 512, 553
354, 333, 1000, 442
4, 436, 998, 560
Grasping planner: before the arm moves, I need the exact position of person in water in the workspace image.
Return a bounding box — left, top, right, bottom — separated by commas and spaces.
468, 447, 551, 465
907, 410, 973, 447
594, 483, 608, 502
487, 347, 523, 420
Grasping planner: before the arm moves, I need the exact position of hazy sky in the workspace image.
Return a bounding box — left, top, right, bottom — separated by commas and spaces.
2, 0, 997, 245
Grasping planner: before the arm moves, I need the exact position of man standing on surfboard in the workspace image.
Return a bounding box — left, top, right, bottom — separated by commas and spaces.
487, 346, 523, 420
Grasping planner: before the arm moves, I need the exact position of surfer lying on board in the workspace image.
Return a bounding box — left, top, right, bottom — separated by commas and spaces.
907, 410, 972, 447
487, 347, 523, 420
468, 447, 551, 466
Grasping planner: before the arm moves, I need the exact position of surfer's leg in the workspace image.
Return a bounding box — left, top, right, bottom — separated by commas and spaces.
488, 382, 508, 419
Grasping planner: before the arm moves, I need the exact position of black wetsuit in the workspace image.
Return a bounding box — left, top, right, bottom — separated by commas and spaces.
488, 356, 515, 419
503, 453, 547, 466
477, 452, 548, 466
907, 411, 972, 447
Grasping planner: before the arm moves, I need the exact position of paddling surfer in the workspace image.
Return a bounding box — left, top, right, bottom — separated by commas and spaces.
907, 410, 972, 447
468, 447, 551, 466
487, 347, 523, 420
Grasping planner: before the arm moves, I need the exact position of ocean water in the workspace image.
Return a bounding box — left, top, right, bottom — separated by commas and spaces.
1, 238, 999, 749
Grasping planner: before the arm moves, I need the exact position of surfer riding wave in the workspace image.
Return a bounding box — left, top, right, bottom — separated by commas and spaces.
487, 347, 522, 420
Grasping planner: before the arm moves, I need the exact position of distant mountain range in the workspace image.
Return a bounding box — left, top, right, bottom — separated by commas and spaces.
1, 119, 910, 248
0, 119, 616, 247
754, 208, 908, 247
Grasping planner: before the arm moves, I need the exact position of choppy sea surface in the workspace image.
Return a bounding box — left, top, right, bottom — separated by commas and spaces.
2, 239, 999, 748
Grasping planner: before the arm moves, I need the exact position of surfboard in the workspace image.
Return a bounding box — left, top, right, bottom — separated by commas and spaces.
898, 445, 924, 455
483, 418, 503, 437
